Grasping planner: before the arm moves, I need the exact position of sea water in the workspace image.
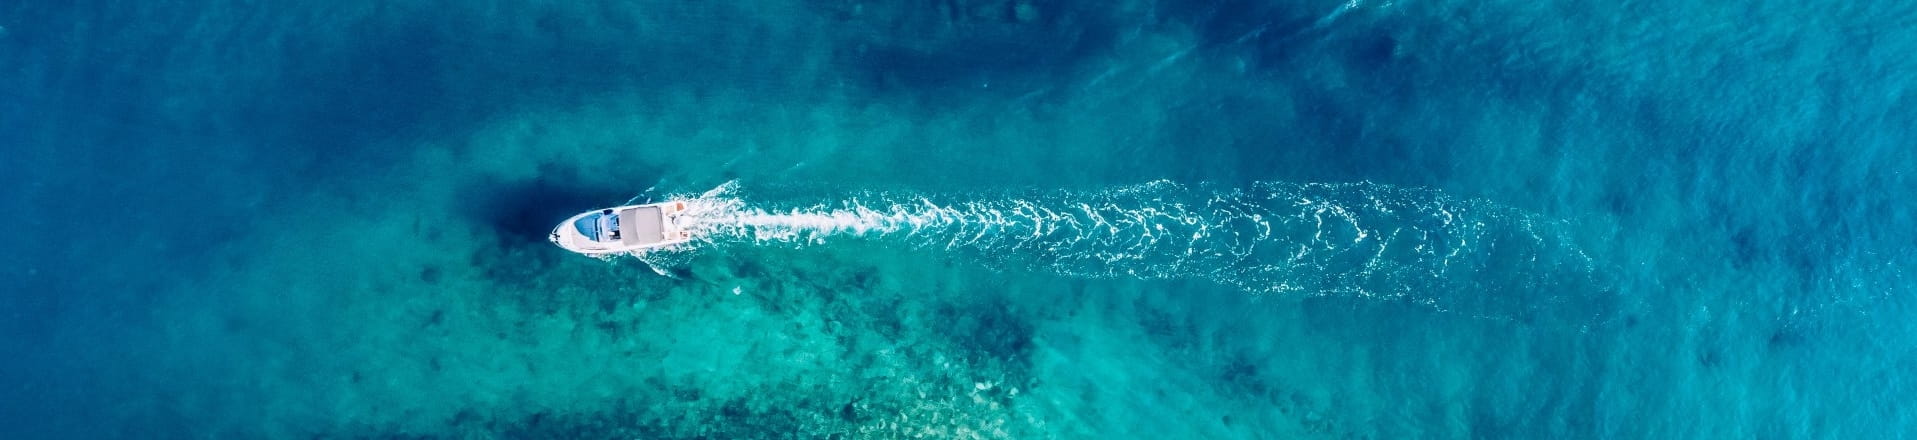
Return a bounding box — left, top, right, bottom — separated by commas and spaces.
3, 0, 1913, 438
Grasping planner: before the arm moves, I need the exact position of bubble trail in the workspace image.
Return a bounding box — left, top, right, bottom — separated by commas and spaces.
652, 181, 1595, 315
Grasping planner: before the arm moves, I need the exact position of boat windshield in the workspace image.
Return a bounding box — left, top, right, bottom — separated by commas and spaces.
572, 213, 603, 241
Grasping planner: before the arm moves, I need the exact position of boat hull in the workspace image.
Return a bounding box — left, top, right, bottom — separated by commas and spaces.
550, 201, 693, 256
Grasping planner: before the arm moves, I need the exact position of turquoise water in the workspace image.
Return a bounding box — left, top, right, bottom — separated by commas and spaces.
3, 0, 1914, 438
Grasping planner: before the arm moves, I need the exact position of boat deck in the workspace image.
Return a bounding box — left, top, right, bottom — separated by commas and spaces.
619, 206, 665, 246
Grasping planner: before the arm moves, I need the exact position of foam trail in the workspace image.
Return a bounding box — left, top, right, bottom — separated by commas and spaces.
1313, 0, 1364, 29
655, 181, 1594, 315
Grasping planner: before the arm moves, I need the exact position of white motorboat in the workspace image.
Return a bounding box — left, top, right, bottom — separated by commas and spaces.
550, 201, 693, 256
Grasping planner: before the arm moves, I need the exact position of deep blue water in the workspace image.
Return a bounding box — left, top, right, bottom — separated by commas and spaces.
4, 0, 1915, 438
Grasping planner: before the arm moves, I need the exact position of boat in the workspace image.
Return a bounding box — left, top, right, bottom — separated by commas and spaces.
549, 201, 694, 256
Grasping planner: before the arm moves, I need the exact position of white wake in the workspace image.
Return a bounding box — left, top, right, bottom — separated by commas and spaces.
638, 181, 1594, 312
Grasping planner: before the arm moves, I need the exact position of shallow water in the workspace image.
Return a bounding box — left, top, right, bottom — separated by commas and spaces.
4, 0, 1914, 438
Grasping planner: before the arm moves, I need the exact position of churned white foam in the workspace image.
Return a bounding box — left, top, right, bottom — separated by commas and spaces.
649, 181, 1594, 312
